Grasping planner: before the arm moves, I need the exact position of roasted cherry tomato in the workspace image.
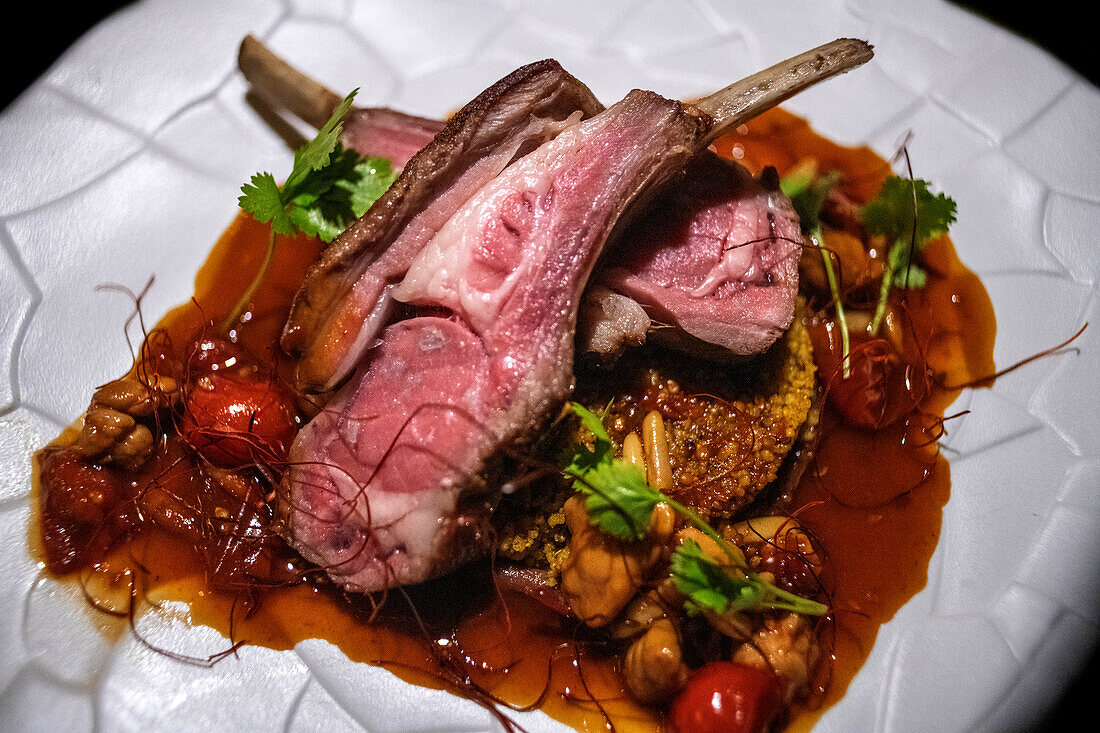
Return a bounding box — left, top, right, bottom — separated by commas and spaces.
670, 661, 782, 733
180, 370, 299, 467
35, 446, 134, 574
808, 316, 928, 430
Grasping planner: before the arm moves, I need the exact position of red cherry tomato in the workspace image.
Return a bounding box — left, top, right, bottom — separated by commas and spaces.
35, 447, 135, 574
180, 371, 299, 467
670, 662, 782, 733
808, 317, 927, 430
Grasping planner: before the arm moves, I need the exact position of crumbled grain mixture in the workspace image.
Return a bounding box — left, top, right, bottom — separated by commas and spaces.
492, 312, 817, 578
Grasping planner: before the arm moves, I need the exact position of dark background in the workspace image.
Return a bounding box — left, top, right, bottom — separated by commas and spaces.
1, 2, 1096, 109
0, 2, 1094, 731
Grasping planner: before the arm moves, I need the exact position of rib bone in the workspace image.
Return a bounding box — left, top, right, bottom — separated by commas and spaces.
694, 38, 874, 143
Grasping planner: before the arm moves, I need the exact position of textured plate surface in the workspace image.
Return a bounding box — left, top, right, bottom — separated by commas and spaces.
1, 1, 1098, 731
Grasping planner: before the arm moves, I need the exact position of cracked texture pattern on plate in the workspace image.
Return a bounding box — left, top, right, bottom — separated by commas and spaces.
1, 0, 1097, 731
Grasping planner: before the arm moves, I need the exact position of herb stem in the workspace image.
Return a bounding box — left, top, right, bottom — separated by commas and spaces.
812, 225, 851, 377
869, 250, 894, 336
221, 227, 277, 334
665, 497, 744, 565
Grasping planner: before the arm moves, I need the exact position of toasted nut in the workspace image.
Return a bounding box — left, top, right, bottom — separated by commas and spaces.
110, 424, 154, 470
650, 502, 677, 545
93, 374, 179, 417
622, 617, 688, 703
73, 407, 136, 457
642, 410, 672, 490
622, 431, 645, 471
727, 515, 800, 545
676, 526, 747, 568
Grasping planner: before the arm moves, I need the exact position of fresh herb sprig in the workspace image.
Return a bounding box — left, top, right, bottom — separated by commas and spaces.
562, 403, 827, 617
226, 89, 397, 331
781, 164, 851, 377
862, 176, 957, 333
671, 537, 825, 616
781, 166, 957, 365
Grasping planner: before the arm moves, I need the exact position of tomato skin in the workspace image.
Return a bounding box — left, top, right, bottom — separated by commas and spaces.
36, 446, 136, 574
669, 662, 782, 733
180, 371, 299, 467
808, 317, 927, 430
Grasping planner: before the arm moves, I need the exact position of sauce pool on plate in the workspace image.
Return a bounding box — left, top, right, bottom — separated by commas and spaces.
30, 107, 996, 732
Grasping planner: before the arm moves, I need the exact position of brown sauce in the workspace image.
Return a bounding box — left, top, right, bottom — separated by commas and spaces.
30, 107, 996, 732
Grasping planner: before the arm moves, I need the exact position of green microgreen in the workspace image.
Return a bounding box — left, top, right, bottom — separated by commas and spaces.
781, 164, 851, 377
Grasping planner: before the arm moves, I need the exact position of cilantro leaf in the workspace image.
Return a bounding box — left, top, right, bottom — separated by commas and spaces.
284, 149, 397, 241
286, 90, 358, 188
887, 242, 928, 289
568, 401, 613, 445
563, 402, 661, 540
347, 156, 399, 217
239, 171, 297, 236
863, 176, 957, 332
572, 460, 664, 541
671, 539, 763, 615
861, 176, 957, 246
226, 90, 398, 333
782, 166, 841, 234
671, 539, 827, 616
237, 89, 398, 244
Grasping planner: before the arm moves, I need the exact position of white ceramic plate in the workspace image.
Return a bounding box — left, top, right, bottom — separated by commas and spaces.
2, 1, 1098, 731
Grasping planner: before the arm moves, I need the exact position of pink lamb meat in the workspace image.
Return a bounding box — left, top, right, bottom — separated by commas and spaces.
281, 90, 707, 591
593, 152, 802, 360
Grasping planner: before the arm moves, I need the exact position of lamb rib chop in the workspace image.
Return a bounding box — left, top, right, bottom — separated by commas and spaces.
244, 37, 603, 395
240, 39, 831, 374
267, 40, 872, 592
588, 152, 802, 362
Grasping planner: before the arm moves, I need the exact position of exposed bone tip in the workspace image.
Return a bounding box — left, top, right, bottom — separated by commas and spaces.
838, 37, 874, 61
236, 33, 344, 130
238, 34, 262, 70
695, 37, 876, 142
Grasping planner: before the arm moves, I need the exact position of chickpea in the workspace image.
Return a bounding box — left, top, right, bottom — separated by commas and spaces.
609, 588, 670, 641
559, 496, 674, 627
622, 617, 688, 704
